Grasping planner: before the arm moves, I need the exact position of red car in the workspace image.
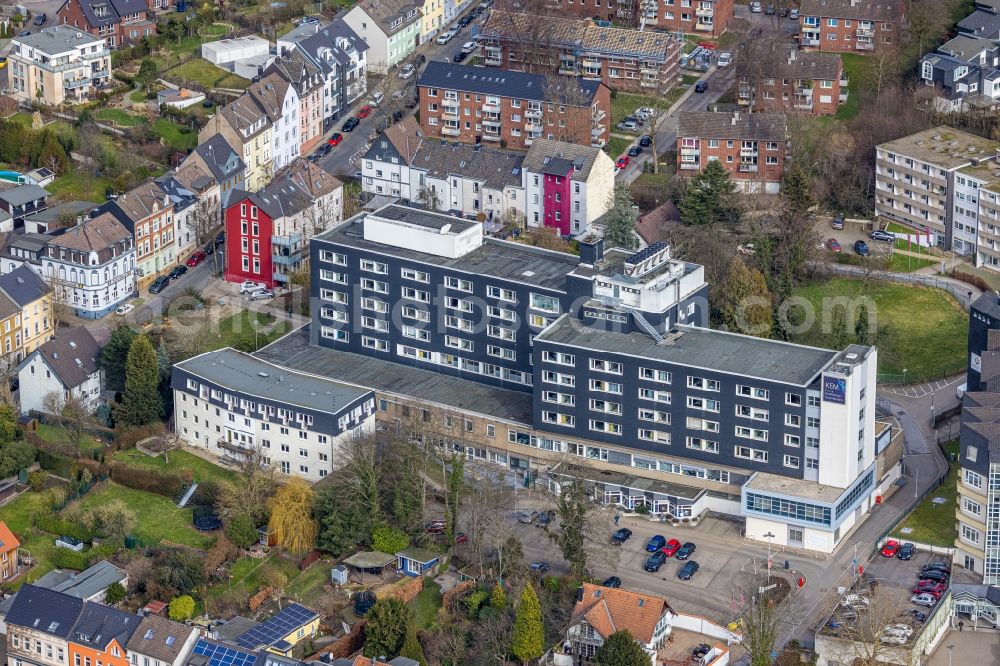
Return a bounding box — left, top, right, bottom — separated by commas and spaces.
328, 133, 343, 147
826, 238, 843, 253
662, 538, 682, 557
912, 582, 946, 597
616, 155, 630, 169
357, 104, 373, 119
880, 539, 899, 557
424, 520, 445, 534
455, 532, 468, 544
186, 251, 206, 267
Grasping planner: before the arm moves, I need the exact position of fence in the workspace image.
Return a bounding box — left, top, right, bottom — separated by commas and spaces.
820, 263, 978, 311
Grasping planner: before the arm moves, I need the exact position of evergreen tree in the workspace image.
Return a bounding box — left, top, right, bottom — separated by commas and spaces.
135, 58, 158, 92
399, 627, 427, 666
100, 326, 137, 392
362, 598, 410, 659
678, 160, 739, 226
510, 585, 544, 665
594, 630, 648, 666
603, 184, 639, 250
491, 582, 507, 609
35, 131, 68, 174
855, 304, 871, 345
831, 307, 850, 349
117, 334, 162, 426
550, 481, 592, 579
779, 164, 814, 219
315, 485, 372, 556
0, 403, 17, 444
720, 256, 773, 338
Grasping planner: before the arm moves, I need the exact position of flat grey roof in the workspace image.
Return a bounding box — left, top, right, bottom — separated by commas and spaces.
373, 204, 479, 233
174, 347, 370, 413
536, 317, 837, 386
0, 184, 50, 206
15, 25, 103, 53
33, 560, 126, 599
255, 327, 533, 424
744, 471, 847, 503
551, 462, 707, 501
320, 214, 580, 290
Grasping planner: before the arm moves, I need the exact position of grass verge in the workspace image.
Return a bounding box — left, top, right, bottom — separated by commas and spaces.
891, 441, 959, 547
836, 54, 871, 121
111, 448, 237, 484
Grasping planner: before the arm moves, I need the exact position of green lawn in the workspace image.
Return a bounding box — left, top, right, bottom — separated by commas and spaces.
206, 310, 290, 351
836, 54, 871, 121
129, 90, 149, 103
0, 491, 71, 586
75, 483, 215, 549
111, 449, 236, 485
886, 252, 938, 273
204, 553, 301, 601
164, 59, 250, 90
611, 93, 664, 126
604, 136, 632, 160
152, 119, 199, 152
409, 579, 442, 630
285, 558, 335, 605
8, 112, 34, 127
34, 423, 104, 457
48, 171, 115, 203
891, 441, 959, 547
790, 278, 968, 381
95, 108, 147, 127
682, 74, 700, 86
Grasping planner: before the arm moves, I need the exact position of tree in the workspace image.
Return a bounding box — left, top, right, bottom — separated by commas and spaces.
105, 581, 126, 606
416, 186, 442, 211
603, 184, 638, 251
855, 305, 871, 345
594, 630, 648, 666
225, 513, 259, 549
780, 164, 814, 219
827, 586, 911, 666
399, 628, 427, 666
89, 499, 136, 540
548, 480, 618, 579
678, 160, 740, 227
41, 392, 93, 452
491, 582, 508, 609
168, 595, 195, 621
371, 525, 409, 554
117, 334, 162, 426
218, 443, 275, 527
101, 326, 136, 393
314, 483, 372, 556
0, 403, 17, 444
268, 478, 317, 555
443, 452, 464, 545
0, 441, 35, 478
156, 550, 205, 595
730, 573, 795, 666
363, 598, 410, 658
510, 585, 544, 665
135, 58, 157, 92
719, 257, 772, 338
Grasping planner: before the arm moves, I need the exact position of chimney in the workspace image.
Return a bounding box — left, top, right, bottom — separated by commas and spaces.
788, 49, 796, 64
732, 111, 740, 125
578, 234, 604, 266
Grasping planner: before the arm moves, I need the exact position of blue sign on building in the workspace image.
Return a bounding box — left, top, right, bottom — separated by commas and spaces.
823, 375, 846, 404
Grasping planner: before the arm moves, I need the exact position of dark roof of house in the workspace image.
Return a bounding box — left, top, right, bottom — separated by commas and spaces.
32, 560, 126, 600
49, 212, 132, 254
0, 184, 50, 207
229, 159, 341, 220
411, 140, 525, 190
5, 585, 84, 638
0, 289, 20, 321
355, 0, 421, 36
26, 326, 101, 389
105, 180, 168, 225
264, 51, 323, 95
70, 602, 142, 651
974, 292, 1000, 320
635, 201, 681, 245
214, 617, 260, 643
126, 614, 198, 662
193, 134, 246, 184
291, 19, 368, 74
418, 61, 601, 105
677, 111, 787, 142
737, 42, 842, 81
234, 603, 318, 650
246, 73, 291, 123
374, 116, 422, 163
959, 9, 1000, 38
799, 0, 903, 22
523, 139, 610, 182
71, 0, 120, 29
939, 34, 996, 62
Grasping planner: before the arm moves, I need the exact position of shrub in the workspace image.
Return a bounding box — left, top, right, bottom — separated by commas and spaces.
463, 588, 489, 618
190, 478, 221, 509
168, 595, 195, 621
107, 461, 187, 498
225, 514, 258, 550
951, 269, 991, 293
28, 470, 46, 491
105, 581, 126, 605
35, 513, 93, 542
371, 525, 409, 554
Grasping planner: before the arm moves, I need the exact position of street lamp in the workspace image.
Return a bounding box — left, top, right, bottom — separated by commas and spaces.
253, 319, 259, 351
763, 531, 775, 584
947, 644, 955, 666
902, 368, 908, 385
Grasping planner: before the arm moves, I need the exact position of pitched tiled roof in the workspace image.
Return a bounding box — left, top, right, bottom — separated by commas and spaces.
126, 614, 198, 662
49, 212, 132, 253
231, 158, 341, 220
70, 602, 142, 651
0, 521, 20, 554
0, 289, 19, 321
26, 326, 101, 389
6, 585, 85, 638
355, 0, 421, 35
0, 264, 51, 308
799, 0, 903, 22
290, 19, 368, 74
193, 134, 246, 184
419, 61, 602, 105
737, 42, 842, 81
247, 73, 291, 122
636, 201, 681, 245
265, 51, 323, 95
221, 95, 273, 141
411, 140, 525, 190
381, 116, 423, 163
570, 583, 672, 644
109, 180, 168, 224
523, 139, 607, 182
677, 111, 787, 142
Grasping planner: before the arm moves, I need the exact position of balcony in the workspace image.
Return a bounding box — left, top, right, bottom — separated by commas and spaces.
856, 40, 875, 51
794, 98, 814, 109
795, 85, 811, 95
679, 162, 700, 170
591, 128, 603, 138
272, 271, 290, 284
63, 77, 93, 90
680, 147, 699, 156
485, 56, 503, 66
482, 101, 501, 113
217, 438, 252, 455
558, 65, 577, 75
583, 68, 601, 78
482, 118, 502, 129
526, 119, 542, 130
839, 90, 849, 103
482, 133, 502, 142
740, 147, 758, 157
801, 37, 820, 47
856, 27, 874, 37
272, 249, 304, 266
591, 139, 606, 148
592, 109, 606, 123
695, 22, 714, 32
442, 98, 459, 111
525, 107, 542, 118
640, 80, 658, 88
271, 232, 302, 247
696, 6, 713, 16
441, 126, 461, 136
582, 58, 601, 69
840, 75, 849, 87
640, 66, 660, 75
738, 163, 759, 173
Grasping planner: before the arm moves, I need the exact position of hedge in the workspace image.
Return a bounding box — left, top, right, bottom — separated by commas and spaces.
52, 539, 121, 570
34, 514, 93, 542
107, 461, 191, 499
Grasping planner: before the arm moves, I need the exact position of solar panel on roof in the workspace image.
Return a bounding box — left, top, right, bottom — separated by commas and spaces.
626, 241, 668, 265
234, 604, 317, 649
193, 639, 258, 666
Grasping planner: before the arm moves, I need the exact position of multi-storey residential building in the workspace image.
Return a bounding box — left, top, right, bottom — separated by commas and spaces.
919, 1, 1000, 111
199, 96, 274, 193
124, 615, 198, 666
180, 134, 246, 209
521, 139, 616, 236
798, 0, 904, 53
0, 232, 52, 275
277, 19, 369, 129
264, 53, 325, 156
0, 265, 54, 356
416, 0, 445, 43
5, 585, 84, 666
343, 0, 421, 72
522, 0, 732, 37
67, 603, 141, 666
737, 43, 847, 116
0, 290, 22, 372
154, 170, 202, 265
7, 27, 111, 105
0, 185, 51, 226
171, 348, 375, 480
249, 205, 883, 552
676, 111, 787, 193
224, 158, 343, 289
57, 0, 158, 48
42, 212, 135, 318
100, 180, 177, 288
417, 62, 611, 149
873, 126, 1000, 265
17, 326, 103, 415
565, 583, 674, 663
479, 11, 682, 95
246, 74, 300, 174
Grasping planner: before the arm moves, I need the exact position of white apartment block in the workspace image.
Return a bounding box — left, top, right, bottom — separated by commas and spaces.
8, 27, 110, 105
171, 348, 376, 482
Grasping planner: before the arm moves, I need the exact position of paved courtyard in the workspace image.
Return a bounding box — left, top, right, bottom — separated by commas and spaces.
925, 628, 1000, 666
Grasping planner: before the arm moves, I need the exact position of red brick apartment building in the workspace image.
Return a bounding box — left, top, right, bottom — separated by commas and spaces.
417, 61, 612, 149
676, 111, 788, 193
798, 0, 904, 54
737, 43, 846, 116
479, 11, 681, 96
500, 0, 733, 38
58, 0, 162, 48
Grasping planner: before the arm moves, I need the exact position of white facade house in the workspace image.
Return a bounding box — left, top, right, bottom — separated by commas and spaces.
343, 0, 421, 72
17, 326, 103, 415
171, 348, 376, 482
41, 213, 135, 319
125, 614, 199, 666
522, 139, 617, 236
247, 73, 301, 173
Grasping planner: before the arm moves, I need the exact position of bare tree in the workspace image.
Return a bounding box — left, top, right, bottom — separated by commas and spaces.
464, 460, 516, 575
819, 585, 914, 666
416, 186, 442, 211
728, 572, 802, 666
0, 351, 19, 405
218, 442, 276, 526
186, 196, 221, 275
40, 391, 93, 453
342, 431, 383, 526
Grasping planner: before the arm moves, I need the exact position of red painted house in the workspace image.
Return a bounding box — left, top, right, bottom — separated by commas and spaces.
541, 158, 574, 236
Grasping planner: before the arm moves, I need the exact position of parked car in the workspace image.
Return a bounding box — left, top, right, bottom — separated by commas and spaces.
694, 80, 707, 93
357, 104, 373, 119
342, 117, 360, 132
750, 1, 762, 12
461, 41, 478, 53
854, 240, 870, 256
148, 276, 169, 294
115, 304, 134, 316
601, 576, 622, 588
240, 280, 264, 294
328, 133, 343, 147
616, 155, 630, 169
168, 265, 187, 279
840, 594, 870, 608
789, 8, 800, 19
186, 251, 206, 267
425, 520, 446, 533
455, 532, 468, 544
215, 231, 225, 244
678, 561, 700, 580
717, 52, 732, 68
832, 215, 845, 229
909, 610, 927, 622
897, 542, 915, 560
319, 143, 333, 156
870, 229, 894, 242
765, 3, 775, 14
530, 561, 550, 573
644, 551, 667, 572
628, 145, 643, 157
880, 635, 907, 645
639, 134, 652, 147
435, 29, 457, 44
248, 289, 274, 301
922, 562, 951, 573
204, 244, 214, 256
617, 120, 638, 132
0, 57, 7, 70
910, 593, 938, 607
517, 510, 538, 524
826, 238, 842, 252
537, 509, 555, 527
912, 582, 946, 597
611, 528, 633, 544
662, 538, 682, 558
676, 542, 697, 560
880, 539, 900, 557
645, 535, 667, 552
453, 50, 469, 62
919, 569, 949, 583
398, 63, 416, 79
16, 30, 30, 37
33, 13, 46, 25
